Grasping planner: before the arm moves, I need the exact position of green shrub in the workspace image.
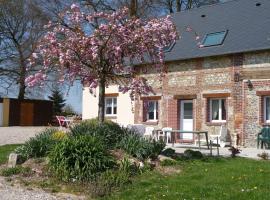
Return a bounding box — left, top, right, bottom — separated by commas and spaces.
49, 135, 116, 182
162, 148, 176, 157
258, 152, 269, 160
0, 166, 31, 177
90, 168, 131, 198
15, 128, 58, 160
183, 149, 203, 159
70, 119, 125, 149
117, 133, 165, 161
160, 159, 178, 166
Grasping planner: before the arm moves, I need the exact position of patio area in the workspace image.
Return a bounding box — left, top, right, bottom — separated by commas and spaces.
168, 143, 270, 160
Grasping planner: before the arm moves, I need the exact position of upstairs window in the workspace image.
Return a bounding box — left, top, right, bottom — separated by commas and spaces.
105, 97, 117, 116
210, 98, 226, 122
202, 31, 227, 47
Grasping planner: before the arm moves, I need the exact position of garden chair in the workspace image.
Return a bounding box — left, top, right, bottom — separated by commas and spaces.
127, 124, 146, 136
56, 116, 66, 127
209, 125, 228, 148
144, 126, 154, 139
257, 126, 270, 149
161, 127, 173, 144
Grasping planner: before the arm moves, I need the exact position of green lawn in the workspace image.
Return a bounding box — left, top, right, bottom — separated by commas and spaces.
0, 144, 21, 164
105, 158, 270, 200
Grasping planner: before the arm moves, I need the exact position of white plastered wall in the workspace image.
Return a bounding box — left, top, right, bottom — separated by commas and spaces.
82, 85, 134, 126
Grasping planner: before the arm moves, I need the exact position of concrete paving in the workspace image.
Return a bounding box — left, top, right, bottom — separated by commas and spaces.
0, 127, 49, 146
168, 144, 270, 160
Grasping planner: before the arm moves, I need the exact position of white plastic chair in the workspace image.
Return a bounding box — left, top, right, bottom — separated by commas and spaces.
161, 127, 173, 144
209, 125, 227, 148
127, 124, 146, 136
144, 126, 154, 139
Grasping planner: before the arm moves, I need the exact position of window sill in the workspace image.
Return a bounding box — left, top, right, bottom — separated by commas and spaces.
105, 116, 117, 119
143, 121, 158, 125
206, 122, 226, 126
261, 123, 270, 127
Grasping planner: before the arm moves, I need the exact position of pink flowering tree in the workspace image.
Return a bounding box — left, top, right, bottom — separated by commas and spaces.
26, 4, 178, 123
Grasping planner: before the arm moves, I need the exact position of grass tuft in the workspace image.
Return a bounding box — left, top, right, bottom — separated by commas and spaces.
0, 144, 22, 165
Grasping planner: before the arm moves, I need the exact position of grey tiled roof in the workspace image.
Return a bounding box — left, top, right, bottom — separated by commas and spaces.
165, 0, 270, 61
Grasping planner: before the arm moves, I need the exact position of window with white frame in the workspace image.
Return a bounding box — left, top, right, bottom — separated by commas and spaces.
210, 98, 226, 122
264, 96, 270, 123
105, 97, 117, 116
147, 101, 158, 121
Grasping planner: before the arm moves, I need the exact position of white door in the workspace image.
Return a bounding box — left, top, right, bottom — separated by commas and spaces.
0, 103, 3, 126
180, 100, 193, 140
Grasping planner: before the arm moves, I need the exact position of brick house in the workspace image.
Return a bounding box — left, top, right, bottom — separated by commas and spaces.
82, 0, 270, 147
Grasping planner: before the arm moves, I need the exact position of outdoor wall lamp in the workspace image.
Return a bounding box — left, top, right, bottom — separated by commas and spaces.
247, 79, 253, 89
234, 72, 240, 82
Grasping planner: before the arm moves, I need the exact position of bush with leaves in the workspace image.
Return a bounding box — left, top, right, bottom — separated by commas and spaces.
228, 146, 241, 158
162, 148, 176, 158
183, 149, 203, 159
15, 128, 58, 160
49, 135, 116, 182
70, 118, 125, 149
117, 131, 165, 161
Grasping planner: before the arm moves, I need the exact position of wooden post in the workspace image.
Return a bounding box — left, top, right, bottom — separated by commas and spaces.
210, 140, 212, 156
216, 137, 219, 156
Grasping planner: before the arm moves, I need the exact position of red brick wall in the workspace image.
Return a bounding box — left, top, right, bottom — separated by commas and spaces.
133, 51, 270, 147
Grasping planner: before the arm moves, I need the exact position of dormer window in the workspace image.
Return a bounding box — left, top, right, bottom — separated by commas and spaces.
201, 31, 228, 47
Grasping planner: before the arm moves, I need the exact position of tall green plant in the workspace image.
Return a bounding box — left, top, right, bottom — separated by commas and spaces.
70, 118, 125, 149
15, 128, 58, 160
117, 132, 165, 161
49, 135, 116, 182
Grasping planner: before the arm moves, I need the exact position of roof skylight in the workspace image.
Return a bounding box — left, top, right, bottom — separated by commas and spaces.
163, 41, 176, 52
201, 30, 228, 47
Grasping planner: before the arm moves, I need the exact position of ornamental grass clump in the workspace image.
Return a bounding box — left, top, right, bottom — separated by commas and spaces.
117, 131, 165, 161
70, 118, 125, 149
15, 128, 59, 160
49, 135, 116, 182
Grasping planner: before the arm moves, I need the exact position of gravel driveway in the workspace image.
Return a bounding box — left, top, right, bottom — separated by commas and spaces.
0, 177, 85, 200
0, 127, 49, 146
0, 127, 86, 200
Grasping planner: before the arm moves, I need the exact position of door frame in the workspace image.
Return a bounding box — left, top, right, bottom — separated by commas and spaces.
179, 100, 194, 141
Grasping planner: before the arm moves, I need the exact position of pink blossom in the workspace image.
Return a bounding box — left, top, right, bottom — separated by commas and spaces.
25, 6, 179, 99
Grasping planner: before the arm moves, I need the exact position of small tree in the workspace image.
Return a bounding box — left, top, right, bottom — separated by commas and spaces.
48, 88, 66, 115
26, 5, 178, 123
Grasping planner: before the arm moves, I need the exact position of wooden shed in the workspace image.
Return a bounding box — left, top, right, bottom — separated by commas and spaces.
0, 98, 53, 126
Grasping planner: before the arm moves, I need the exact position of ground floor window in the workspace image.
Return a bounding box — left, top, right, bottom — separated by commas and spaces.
210, 98, 226, 122
264, 96, 270, 123
145, 100, 159, 121
105, 97, 117, 116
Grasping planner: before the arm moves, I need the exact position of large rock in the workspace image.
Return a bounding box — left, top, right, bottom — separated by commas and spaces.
7, 153, 18, 168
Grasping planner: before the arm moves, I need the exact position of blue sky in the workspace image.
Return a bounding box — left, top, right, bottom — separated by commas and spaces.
64, 82, 82, 114
0, 81, 83, 114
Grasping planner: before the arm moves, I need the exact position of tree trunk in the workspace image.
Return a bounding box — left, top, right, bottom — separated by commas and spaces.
187, 0, 193, 9
130, 0, 137, 17
169, 0, 174, 13
18, 53, 26, 100
176, 0, 182, 12
98, 76, 106, 123
18, 81, 26, 100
